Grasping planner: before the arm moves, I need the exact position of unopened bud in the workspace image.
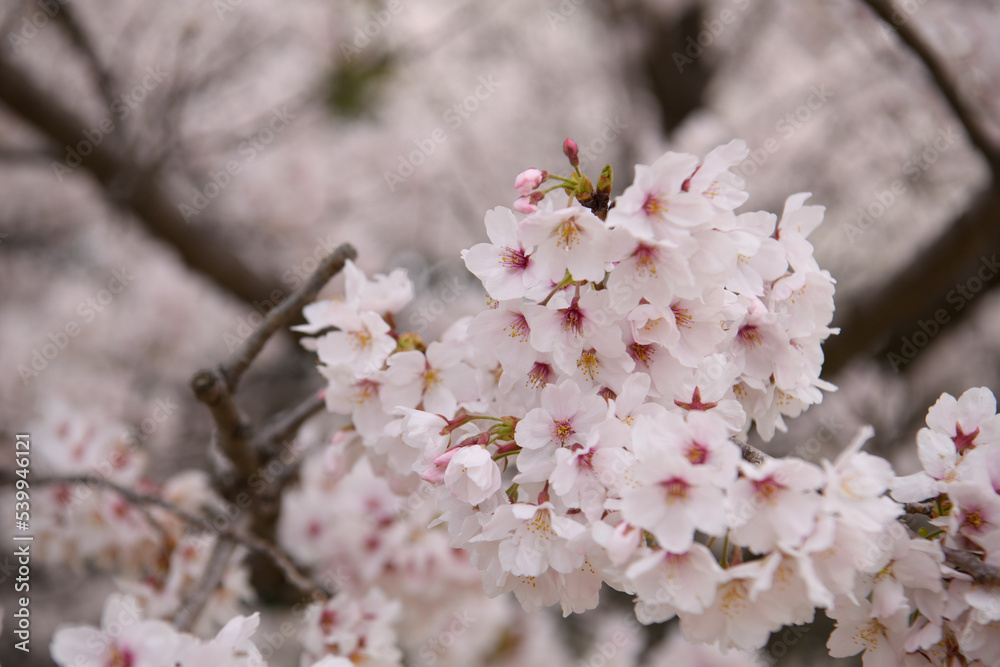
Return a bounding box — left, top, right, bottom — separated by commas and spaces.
396, 332, 425, 352
514, 168, 547, 196
597, 165, 613, 196
563, 138, 579, 167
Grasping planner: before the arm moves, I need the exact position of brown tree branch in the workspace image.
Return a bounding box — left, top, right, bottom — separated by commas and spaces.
824, 188, 1000, 375
741, 444, 767, 466
737, 439, 769, 466
256, 390, 326, 456
0, 146, 61, 163
191, 369, 257, 479
221, 243, 356, 391
173, 536, 238, 632
188, 245, 353, 602
0, 54, 280, 307
52, 1, 117, 108
860, 0, 1000, 173
190, 244, 352, 481
904, 502, 937, 517
822, 1, 1000, 376
0, 470, 331, 598
943, 546, 1000, 587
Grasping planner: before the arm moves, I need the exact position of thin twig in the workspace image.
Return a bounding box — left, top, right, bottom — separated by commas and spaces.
173, 536, 238, 632
190, 369, 256, 479
221, 243, 356, 391
191, 245, 353, 479
256, 390, 325, 453
739, 441, 768, 466
53, 3, 117, 108
943, 546, 1000, 587
860, 0, 1000, 173
0, 471, 331, 599
0, 54, 284, 307
904, 502, 937, 516
0, 147, 62, 163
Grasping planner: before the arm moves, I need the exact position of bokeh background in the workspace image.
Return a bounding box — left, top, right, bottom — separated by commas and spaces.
1, 0, 999, 664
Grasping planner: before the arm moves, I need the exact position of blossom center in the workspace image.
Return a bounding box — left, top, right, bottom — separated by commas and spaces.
353, 379, 379, 404
422, 368, 442, 390
552, 419, 575, 445
577, 349, 600, 381
674, 387, 718, 411
953, 423, 980, 454
526, 362, 553, 388
684, 442, 709, 465
632, 243, 660, 277
320, 609, 338, 633
671, 304, 692, 329
642, 193, 667, 217
499, 246, 529, 270
627, 342, 655, 368
660, 477, 690, 502
526, 509, 554, 536
738, 323, 763, 349
505, 314, 530, 341
349, 328, 372, 351
560, 300, 585, 337
963, 509, 985, 533
752, 476, 783, 502
719, 583, 749, 619
555, 216, 583, 249
108, 645, 135, 667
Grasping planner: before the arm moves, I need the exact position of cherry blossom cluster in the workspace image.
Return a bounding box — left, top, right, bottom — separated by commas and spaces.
277, 449, 510, 667
296, 140, 874, 651
51, 594, 271, 667
26, 407, 253, 636
277, 442, 763, 667
824, 387, 1000, 666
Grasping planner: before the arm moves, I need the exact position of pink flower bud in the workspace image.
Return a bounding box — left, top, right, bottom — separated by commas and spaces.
513, 196, 538, 214
421, 448, 459, 484
563, 138, 580, 166
514, 168, 546, 196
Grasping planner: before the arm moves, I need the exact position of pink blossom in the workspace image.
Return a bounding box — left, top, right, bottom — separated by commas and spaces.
514, 168, 546, 195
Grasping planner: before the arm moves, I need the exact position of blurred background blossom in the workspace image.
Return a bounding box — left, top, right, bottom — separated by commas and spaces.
1, 0, 999, 664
